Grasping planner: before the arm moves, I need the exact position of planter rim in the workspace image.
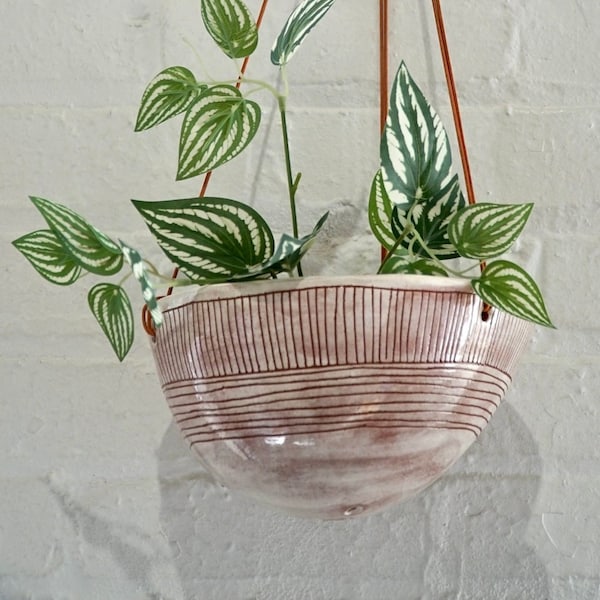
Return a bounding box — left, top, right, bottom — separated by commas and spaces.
157, 273, 475, 312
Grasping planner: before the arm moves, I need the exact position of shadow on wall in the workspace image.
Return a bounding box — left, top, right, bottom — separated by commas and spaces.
157, 403, 549, 600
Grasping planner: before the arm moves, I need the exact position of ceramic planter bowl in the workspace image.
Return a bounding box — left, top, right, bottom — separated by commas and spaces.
150, 274, 532, 519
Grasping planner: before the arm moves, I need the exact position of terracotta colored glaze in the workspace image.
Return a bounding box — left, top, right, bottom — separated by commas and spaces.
151, 275, 532, 519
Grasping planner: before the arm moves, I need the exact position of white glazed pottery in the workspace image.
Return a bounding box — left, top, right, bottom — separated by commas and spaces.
150, 274, 532, 519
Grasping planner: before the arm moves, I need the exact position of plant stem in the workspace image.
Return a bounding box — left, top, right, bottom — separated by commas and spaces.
377, 224, 414, 274
279, 95, 303, 276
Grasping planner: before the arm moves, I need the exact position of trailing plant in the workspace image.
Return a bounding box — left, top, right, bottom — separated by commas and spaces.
12, 0, 553, 362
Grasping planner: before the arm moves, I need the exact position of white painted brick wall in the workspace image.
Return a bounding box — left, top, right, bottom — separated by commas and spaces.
1, 1, 598, 598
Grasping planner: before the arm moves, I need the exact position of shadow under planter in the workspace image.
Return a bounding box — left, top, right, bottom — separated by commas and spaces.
156, 402, 549, 598
149, 275, 533, 519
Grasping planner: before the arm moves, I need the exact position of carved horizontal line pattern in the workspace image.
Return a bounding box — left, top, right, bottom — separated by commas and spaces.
152, 282, 532, 444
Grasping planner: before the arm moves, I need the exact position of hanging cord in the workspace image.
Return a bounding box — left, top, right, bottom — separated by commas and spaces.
379, 0, 389, 134
379, 0, 389, 262
431, 0, 491, 320
143, 0, 271, 337
431, 0, 476, 207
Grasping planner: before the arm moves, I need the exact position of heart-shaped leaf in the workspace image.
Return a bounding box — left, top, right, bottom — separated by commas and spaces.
12, 229, 82, 285
177, 85, 261, 180
379, 253, 448, 277
135, 66, 203, 132
29, 196, 123, 275
368, 169, 396, 249
243, 212, 328, 279
449, 202, 534, 259
271, 0, 336, 66
471, 260, 554, 328
201, 0, 258, 59
390, 176, 465, 259
132, 197, 274, 282
380, 64, 465, 259
381, 62, 454, 209
88, 283, 134, 361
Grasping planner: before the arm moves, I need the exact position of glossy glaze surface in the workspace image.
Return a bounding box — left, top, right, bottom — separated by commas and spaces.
152, 275, 532, 519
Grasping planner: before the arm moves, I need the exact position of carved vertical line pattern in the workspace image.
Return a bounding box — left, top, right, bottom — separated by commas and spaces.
246, 295, 260, 373
154, 285, 531, 381
189, 304, 202, 379
223, 298, 239, 374
269, 292, 284, 370
230, 297, 248, 374
199, 301, 212, 378
217, 299, 229, 376
339, 286, 348, 364
365, 288, 381, 363
327, 287, 340, 365
249, 296, 263, 371
315, 288, 325, 366
284, 291, 298, 370
168, 308, 183, 381
429, 292, 443, 362
205, 301, 219, 377
162, 310, 175, 383
359, 287, 367, 363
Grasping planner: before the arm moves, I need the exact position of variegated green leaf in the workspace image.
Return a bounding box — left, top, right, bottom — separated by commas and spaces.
132, 197, 274, 282
120, 242, 163, 329
201, 0, 258, 59
368, 169, 396, 249
380, 253, 448, 277
243, 212, 328, 278
449, 202, 534, 259
177, 85, 261, 180
135, 66, 203, 132
472, 260, 554, 328
380, 63, 464, 259
12, 229, 82, 285
88, 283, 134, 362
29, 196, 123, 275
381, 62, 453, 207
271, 0, 336, 66
390, 176, 465, 259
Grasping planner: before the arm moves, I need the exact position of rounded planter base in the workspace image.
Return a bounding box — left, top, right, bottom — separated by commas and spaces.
151, 275, 532, 519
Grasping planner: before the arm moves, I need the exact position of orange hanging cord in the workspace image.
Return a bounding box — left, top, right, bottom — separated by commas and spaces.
143, 0, 271, 337
145, 0, 489, 336
431, 0, 491, 319
379, 0, 389, 262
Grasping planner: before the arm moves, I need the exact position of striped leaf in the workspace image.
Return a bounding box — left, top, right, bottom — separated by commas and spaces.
390, 176, 465, 259
132, 197, 274, 282
12, 229, 82, 285
380, 253, 448, 277
381, 62, 453, 207
120, 242, 163, 329
201, 0, 258, 59
177, 85, 261, 180
472, 260, 554, 328
88, 283, 134, 362
135, 67, 203, 132
380, 63, 464, 259
245, 212, 328, 278
449, 202, 534, 259
271, 0, 336, 66
368, 169, 396, 249
29, 196, 123, 275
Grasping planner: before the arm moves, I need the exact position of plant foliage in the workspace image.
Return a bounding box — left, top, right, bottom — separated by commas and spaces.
375, 62, 553, 328
271, 0, 336, 66
12, 0, 553, 361
201, 0, 259, 59
88, 283, 134, 362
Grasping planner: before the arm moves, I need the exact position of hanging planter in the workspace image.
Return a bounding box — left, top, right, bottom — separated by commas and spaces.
152, 274, 532, 518
12, 0, 553, 519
